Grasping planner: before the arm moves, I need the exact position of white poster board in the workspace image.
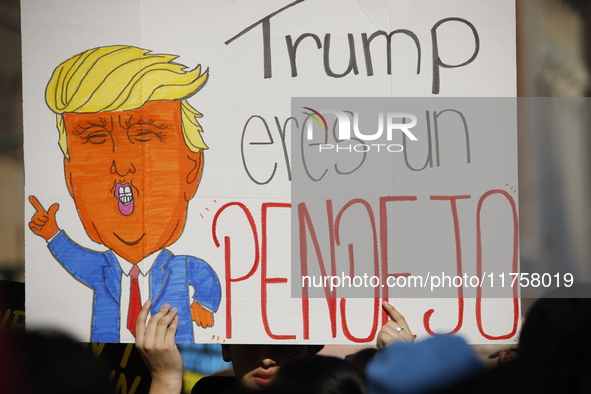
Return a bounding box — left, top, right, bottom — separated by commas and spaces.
23, 0, 517, 344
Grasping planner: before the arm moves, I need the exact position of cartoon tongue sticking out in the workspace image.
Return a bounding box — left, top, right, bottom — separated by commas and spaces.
114, 183, 134, 216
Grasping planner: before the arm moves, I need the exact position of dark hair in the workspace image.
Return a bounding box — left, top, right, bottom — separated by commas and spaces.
345, 348, 378, 371
535, 323, 591, 393
268, 355, 366, 394
519, 284, 591, 363
21, 329, 114, 394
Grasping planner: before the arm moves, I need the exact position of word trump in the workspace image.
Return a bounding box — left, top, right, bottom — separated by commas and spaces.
226, 1, 481, 94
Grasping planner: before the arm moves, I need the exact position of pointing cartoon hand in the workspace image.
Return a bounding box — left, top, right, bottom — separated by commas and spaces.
28, 195, 60, 241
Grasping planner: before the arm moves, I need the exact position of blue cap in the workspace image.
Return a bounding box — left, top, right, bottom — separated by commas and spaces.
367, 335, 484, 394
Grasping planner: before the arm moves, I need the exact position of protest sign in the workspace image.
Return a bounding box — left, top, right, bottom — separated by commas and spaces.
23, 0, 517, 344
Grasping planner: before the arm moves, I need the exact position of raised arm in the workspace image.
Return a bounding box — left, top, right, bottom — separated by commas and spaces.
135, 301, 184, 394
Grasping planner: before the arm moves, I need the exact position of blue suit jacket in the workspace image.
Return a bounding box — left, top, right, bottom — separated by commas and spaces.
48, 231, 221, 343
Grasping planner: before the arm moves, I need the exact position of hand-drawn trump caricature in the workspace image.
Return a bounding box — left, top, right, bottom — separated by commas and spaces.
28, 45, 221, 343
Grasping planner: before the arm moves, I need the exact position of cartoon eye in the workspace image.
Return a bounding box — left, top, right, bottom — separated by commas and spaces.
82, 131, 108, 144
132, 129, 165, 142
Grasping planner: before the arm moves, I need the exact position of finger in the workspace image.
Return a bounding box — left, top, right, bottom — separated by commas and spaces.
377, 325, 412, 348
377, 332, 395, 348
381, 326, 407, 341
382, 301, 399, 321
29, 195, 47, 214
164, 313, 179, 343
136, 300, 152, 343
380, 315, 413, 338
380, 323, 400, 337
155, 307, 177, 340
47, 203, 60, 218
385, 320, 413, 338
146, 303, 170, 340
29, 222, 42, 233
30, 215, 48, 227
382, 301, 409, 326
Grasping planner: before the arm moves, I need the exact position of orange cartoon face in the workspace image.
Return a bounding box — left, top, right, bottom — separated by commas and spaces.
63, 100, 203, 263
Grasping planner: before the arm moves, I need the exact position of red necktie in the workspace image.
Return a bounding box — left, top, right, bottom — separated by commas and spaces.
127, 264, 141, 336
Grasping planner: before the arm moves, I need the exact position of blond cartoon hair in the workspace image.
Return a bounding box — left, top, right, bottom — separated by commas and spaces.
45, 45, 209, 159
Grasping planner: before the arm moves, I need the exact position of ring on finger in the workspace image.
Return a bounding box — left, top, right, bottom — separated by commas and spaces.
396, 325, 404, 333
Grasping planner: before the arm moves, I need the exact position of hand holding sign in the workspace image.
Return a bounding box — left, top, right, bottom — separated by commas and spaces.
135, 301, 184, 394
376, 302, 414, 349
28, 195, 60, 241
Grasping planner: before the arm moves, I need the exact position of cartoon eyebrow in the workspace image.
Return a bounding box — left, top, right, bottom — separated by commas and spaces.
121, 114, 168, 130
72, 117, 111, 135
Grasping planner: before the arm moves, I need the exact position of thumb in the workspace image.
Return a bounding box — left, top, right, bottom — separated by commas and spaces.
47, 203, 60, 218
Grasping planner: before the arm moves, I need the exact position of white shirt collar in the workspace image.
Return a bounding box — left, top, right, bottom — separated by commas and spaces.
114, 250, 161, 277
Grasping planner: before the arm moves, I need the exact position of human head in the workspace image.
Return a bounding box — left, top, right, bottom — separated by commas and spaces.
21, 329, 114, 394
221, 344, 323, 391
345, 348, 378, 371
270, 355, 367, 394
366, 335, 484, 394
45, 45, 208, 159
45, 46, 209, 262
518, 284, 591, 364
